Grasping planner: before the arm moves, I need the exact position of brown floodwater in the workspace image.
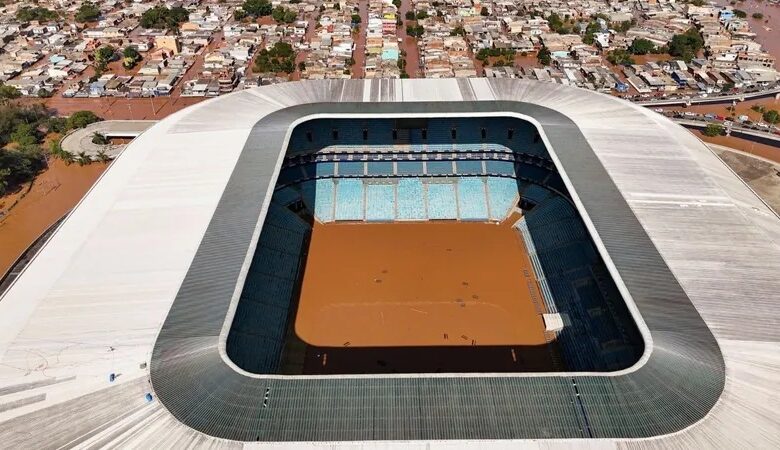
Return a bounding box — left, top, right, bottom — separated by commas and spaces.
295, 218, 548, 348
0, 158, 108, 277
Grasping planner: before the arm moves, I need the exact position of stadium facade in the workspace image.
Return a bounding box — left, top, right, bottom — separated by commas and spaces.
0, 79, 779, 448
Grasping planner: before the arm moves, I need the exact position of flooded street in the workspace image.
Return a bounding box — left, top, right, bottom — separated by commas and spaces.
0, 159, 107, 277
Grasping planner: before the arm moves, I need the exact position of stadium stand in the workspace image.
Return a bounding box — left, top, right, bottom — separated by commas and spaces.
231, 116, 642, 374
335, 179, 365, 221
397, 178, 426, 220
487, 177, 519, 220
365, 182, 395, 221
427, 182, 458, 219
457, 178, 489, 220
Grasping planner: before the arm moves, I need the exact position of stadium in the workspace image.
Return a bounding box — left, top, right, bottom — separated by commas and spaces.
0, 79, 778, 447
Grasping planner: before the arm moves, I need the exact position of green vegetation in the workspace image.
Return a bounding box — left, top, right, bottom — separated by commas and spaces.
351, 13, 361, 24
476, 47, 516, 67
16, 6, 58, 22
140, 5, 189, 30
392, 0, 401, 8
733, 9, 747, 18
272, 6, 297, 23
450, 25, 466, 37
480, 7, 489, 16
417, 11, 429, 20
253, 42, 296, 74
75, 1, 101, 23
93, 45, 116, 72
122, 46, 142, 69
606, 49, 635, 66
668, 28, 704, 62
702, 123, 725, 137
752, 12, 764, 20
763, 109, 780, 124
582, 21, 601, 45
91, 132, 109, 145
66, 111, 102, 130
751, 105, 765, 113
0, 84, 21, 102
405, 11, 415, 20
628, 38, 657, 55
241, 0, 273, 17
0, 105, 53, 195
406, 24, 425, 38
537, 46, 551, 66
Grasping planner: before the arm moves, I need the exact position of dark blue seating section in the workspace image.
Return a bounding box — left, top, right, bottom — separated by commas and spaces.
518, 197, 641, 371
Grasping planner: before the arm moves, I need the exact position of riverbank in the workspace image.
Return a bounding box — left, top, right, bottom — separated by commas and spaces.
0, 158, 107, 277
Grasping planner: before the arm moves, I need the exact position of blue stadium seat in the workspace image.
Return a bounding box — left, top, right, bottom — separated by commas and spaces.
487, 177, 518, 220
397, 178, 425, 220
427, 160, 454, 175
426, 182, 457, 219
365, 183, 395, 221
397, 161, 424, 176
338, 161, 365, 176
455, 160, 484, 175
334, 179, 364, 220
314, 178, 334, 222
457, 178, 488, 221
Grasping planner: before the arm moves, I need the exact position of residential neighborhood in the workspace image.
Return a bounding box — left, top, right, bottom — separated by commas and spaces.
0, 0, 777, 104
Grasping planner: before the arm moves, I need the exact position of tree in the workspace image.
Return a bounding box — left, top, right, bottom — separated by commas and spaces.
405, 11, 416, 21
140, 5, 190, 30
94, 45, 115, 71
537, 46, 551, 66
606, 49, 635, 65
66, 111, 103, 130
16, 7, 58, 22
91, 132, 109, 145
271, 6, 297, 23
123, 46, 142, 69
702, 123, 724, 137
75, 1, 101, 23
234, 9, 247, 20
351, 14, 361, 24
241, 0, 273, 17
0, 147, 46, 196
11, 123, 39, 146
298, 61, 306, 71
629, 38, 656, 55
480, 7, 489, 16
95, 148, 110, 163
752, 12, 764, 19
406, 25, 424, 38
733, 9, 747, 18
253, 42, 297, 74
345, 57, 356, 66
451, 25, 466, 37
417, 11, 429, 20
0, 84, 21, 101
668, 28, 704, 62
392, 0, 401, 8
763, 109, 780, 124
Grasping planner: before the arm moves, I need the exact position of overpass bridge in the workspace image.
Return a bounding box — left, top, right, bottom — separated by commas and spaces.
636, 86, 780, 107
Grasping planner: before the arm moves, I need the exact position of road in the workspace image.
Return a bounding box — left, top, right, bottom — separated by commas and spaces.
397, 0, 421, 77
637, 86, 780, 107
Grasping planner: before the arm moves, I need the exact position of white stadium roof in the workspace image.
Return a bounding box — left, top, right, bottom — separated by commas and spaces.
0, 79, 779, 448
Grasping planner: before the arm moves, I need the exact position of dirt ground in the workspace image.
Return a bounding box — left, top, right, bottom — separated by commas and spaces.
296, 219, 548, 348
711, 145, 780, 214
0, 159, 107, 276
